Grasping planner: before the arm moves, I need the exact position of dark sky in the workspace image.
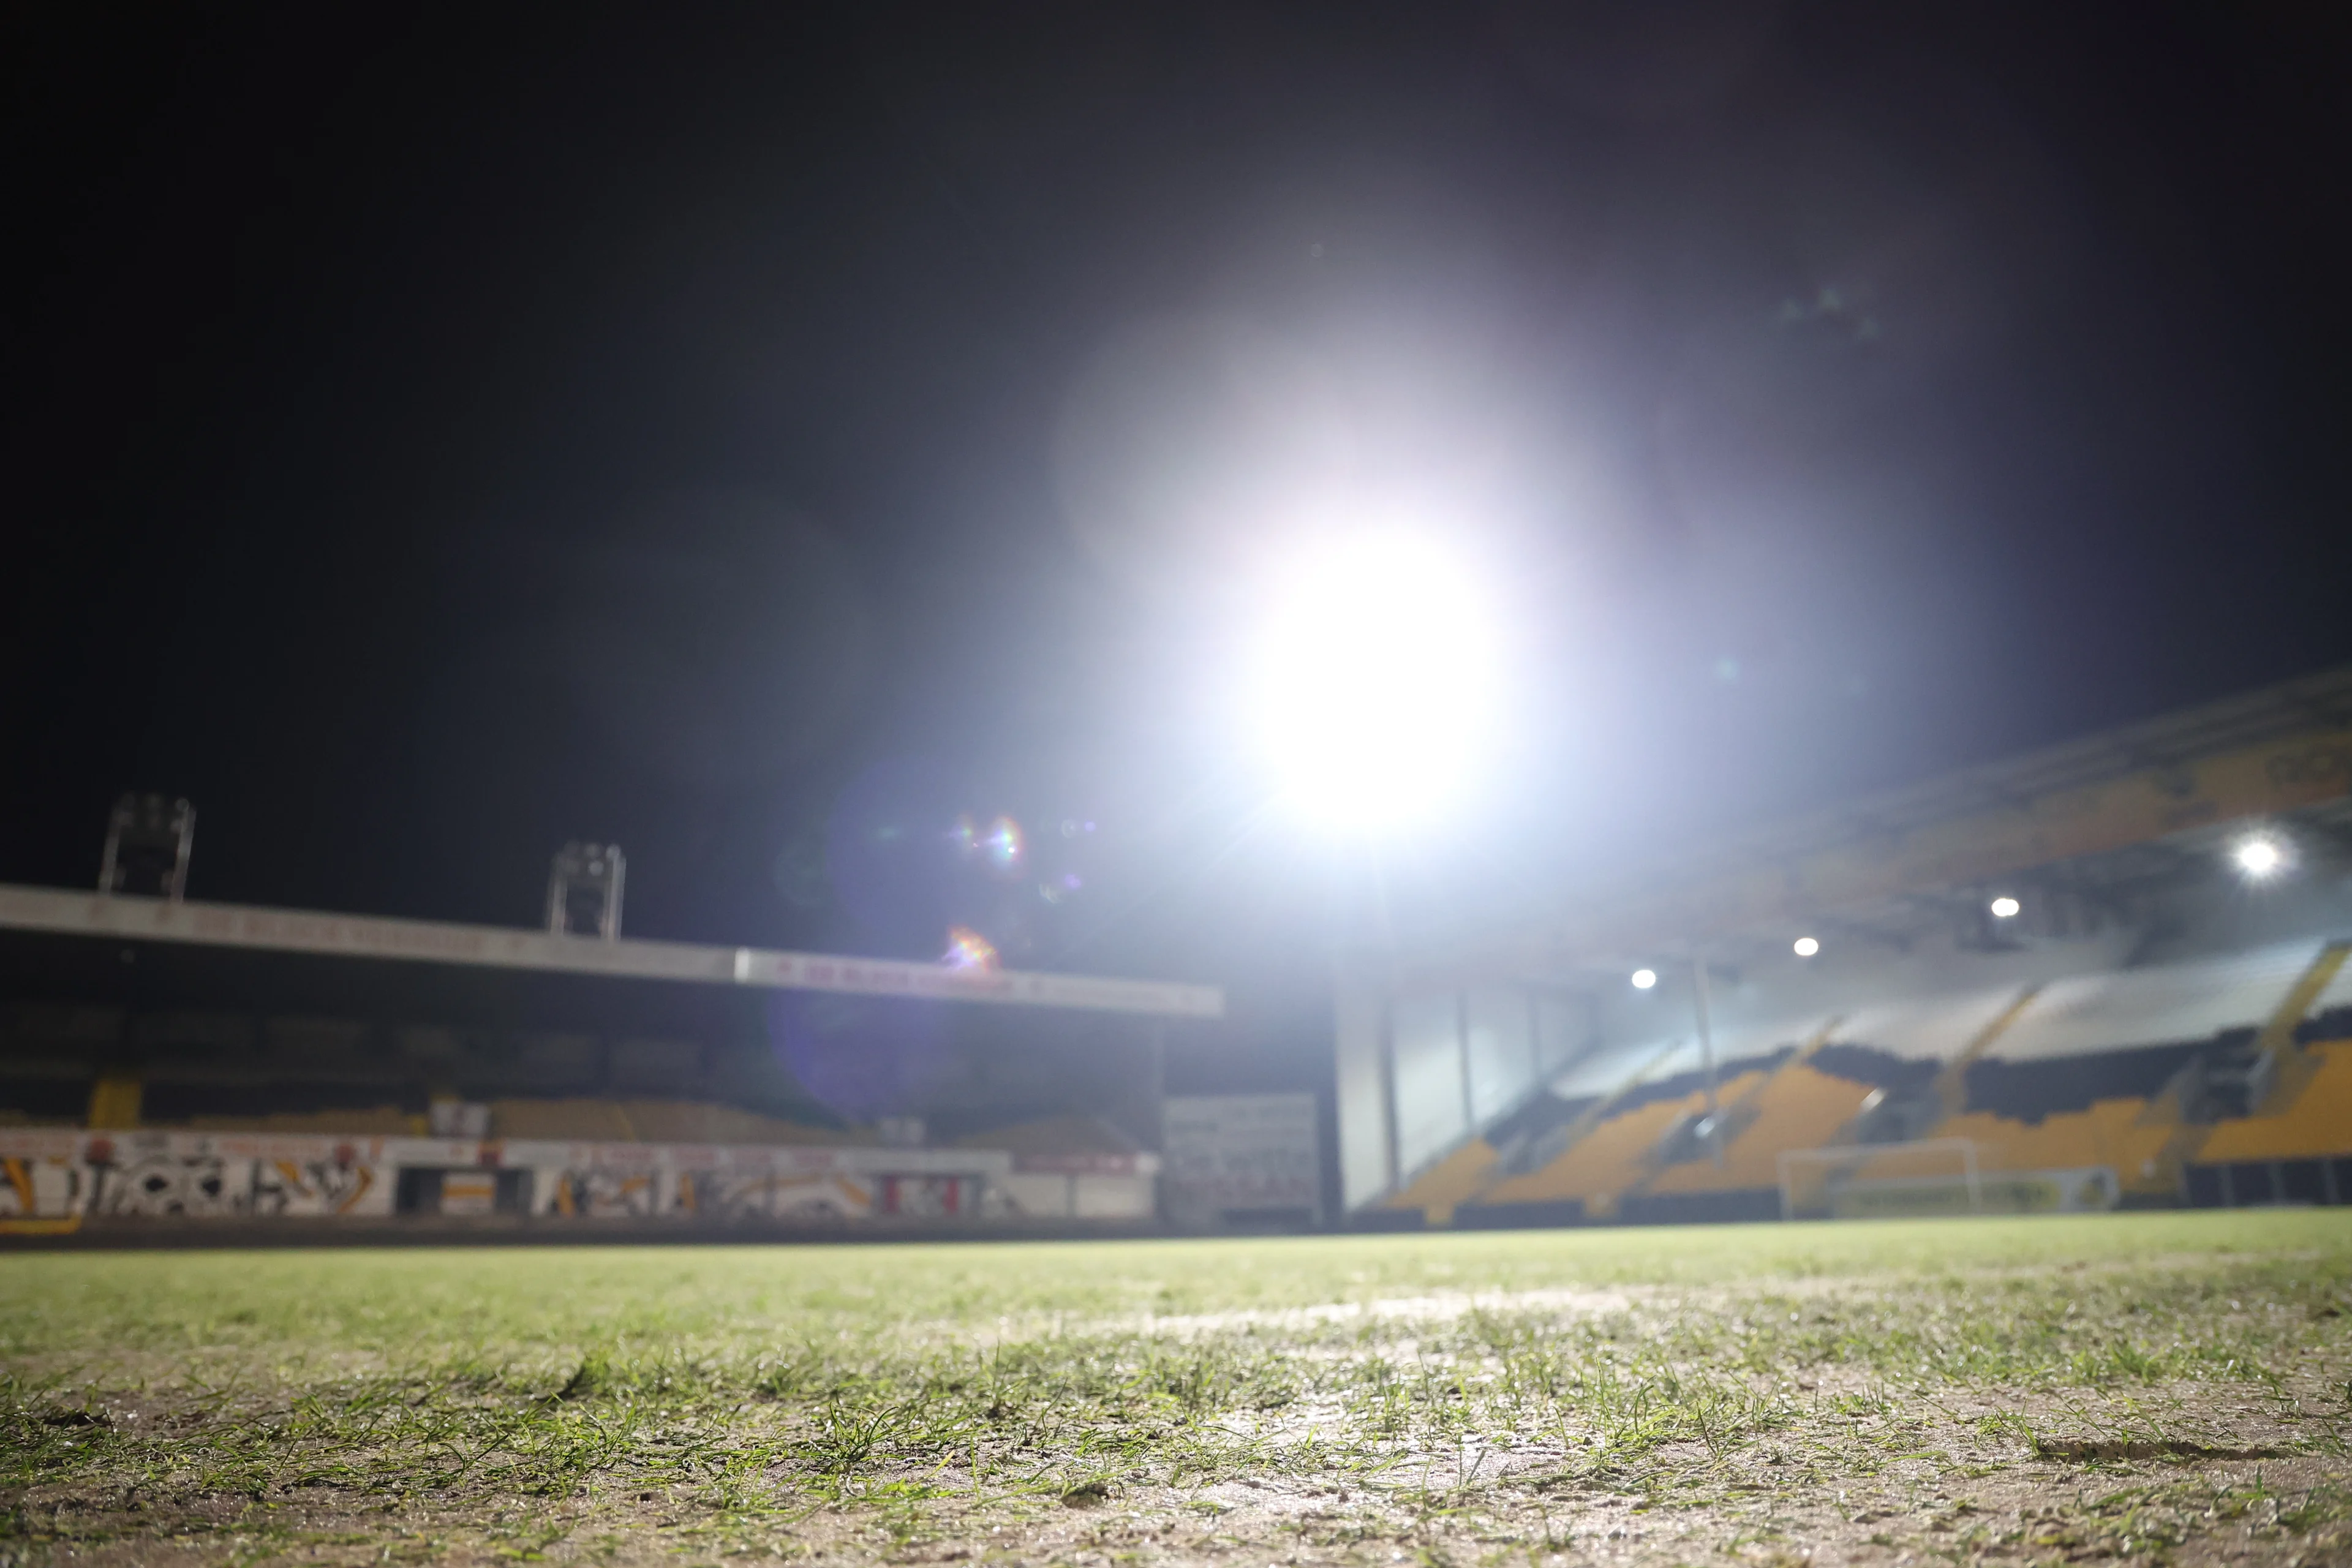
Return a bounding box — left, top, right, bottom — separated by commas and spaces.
8, 2, 2352, 1003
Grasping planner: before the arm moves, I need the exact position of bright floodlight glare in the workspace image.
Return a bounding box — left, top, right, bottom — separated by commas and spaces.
1630, 968, 1657, 990
1253, 532, 1501, 829
1792, 935, 1820, 957
2234, 837, 2285, 879
1989, 895, 2021, 919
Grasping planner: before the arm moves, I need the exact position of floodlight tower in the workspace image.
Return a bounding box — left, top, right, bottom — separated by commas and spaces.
1249, 531, 1502, 832
98, 793, 194, 901
546, 842, 625, 940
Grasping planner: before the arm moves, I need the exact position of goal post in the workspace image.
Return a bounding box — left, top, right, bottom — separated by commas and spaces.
1777, 1137, 1983, 1221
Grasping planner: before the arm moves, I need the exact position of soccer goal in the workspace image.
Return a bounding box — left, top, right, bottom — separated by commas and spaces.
1777, 1137, 1983, 1221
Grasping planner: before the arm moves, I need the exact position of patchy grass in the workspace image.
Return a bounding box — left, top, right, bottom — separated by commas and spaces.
2, 1212, 2350, 1565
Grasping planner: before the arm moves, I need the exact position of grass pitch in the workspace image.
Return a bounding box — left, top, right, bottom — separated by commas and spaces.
4, 1213, 2351, 1567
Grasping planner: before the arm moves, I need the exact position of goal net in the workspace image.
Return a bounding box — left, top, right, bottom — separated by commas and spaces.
1777, 1138, 1983, 1221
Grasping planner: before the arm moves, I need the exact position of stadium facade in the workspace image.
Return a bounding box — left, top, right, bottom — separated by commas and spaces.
0, 862, 1226, 1232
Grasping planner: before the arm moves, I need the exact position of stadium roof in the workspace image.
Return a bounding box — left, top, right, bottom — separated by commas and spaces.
0, 884, 1224, 1020
1421, 664, 2352, 987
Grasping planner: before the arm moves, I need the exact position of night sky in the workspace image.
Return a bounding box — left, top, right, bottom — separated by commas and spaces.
9, 4, 2352, 1024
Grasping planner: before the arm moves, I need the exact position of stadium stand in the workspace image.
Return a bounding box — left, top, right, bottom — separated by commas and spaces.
1333, 665, 2352, 1224
2193, 1042, 2352, 1164
2303, 954, 2352, 1046
1382, 1034, 1681, 1223
1639, 1025, 1853, 1199
1970, 941, 2322, 1113
1393, 992, 2033, 1224
1834, 984, 2043, 1136
2180, 948, 2352, 1204
1382, 1137, 1498, 1224
1367, 935, 2352, 1225
1723, 945, 2346, 1215
1454, 1032, 1780, 1222
0, 882, 1211, 1229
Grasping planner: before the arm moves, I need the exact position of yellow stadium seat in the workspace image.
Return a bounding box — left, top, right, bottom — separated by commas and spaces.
2198, 1041, 2352, 1163
1646, 1063, 1877, 1194
1853, 1099, 2163, 1182
1388, 1137, 1499, 1221
1478, 1091, 1710, 1208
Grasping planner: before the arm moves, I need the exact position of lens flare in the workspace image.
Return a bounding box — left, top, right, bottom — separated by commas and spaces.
941, 925, 999, 970
766, 991, 951, 1123
952, 813, 1025, 876
984, 815, 1023, 875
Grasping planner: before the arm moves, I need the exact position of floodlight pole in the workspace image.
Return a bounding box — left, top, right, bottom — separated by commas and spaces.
1148, 1019, 1167, 1151
1691, 954, 1723, 1166
1146, 1017, 1169, 1223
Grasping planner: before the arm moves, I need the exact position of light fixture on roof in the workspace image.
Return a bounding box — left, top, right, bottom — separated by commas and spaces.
2233, 835, 2286, 880
1989, 895, 2021, 919
1792, 935, 1820, 957
1630, 968, 1657, 990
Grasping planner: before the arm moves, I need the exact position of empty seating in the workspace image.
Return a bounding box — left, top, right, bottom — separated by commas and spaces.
1985, 941, 2320, 1074
1385, 1138, 1499, 1219
1474, 1068, 1770, 1213
1646, 1061, 1874, 1193
2198, 1041, 2352, 1163
1856, 1099, 2164, 1180
1366, 938, 2352, 1224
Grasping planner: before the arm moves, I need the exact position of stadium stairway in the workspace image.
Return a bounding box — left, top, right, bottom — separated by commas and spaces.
1472, 1074, 1768, 1222
1773, 985, 2038, 1216
1829, 984, 2043, 1195
2143, 941, 2351, 1194
2179, 945, 2352, 1202
1847, 984, 2042, 1145
1844, 941, 2352, 1207
2228, 941, 2352, 1124
2188, 1039, 2352, 1204
1441, 1035, 1794, 1223
1630, 1022, 1863, 1213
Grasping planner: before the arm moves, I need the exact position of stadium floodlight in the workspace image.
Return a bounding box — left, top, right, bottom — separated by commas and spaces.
547, 842, 626, 940
1249, 530, 1502, 831
98, 793, 194, 902
2233, 835, 2286, 880
1630, 967, 1658, 989
1988, 895, 2021, 919
1792, 935, 1820, 957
